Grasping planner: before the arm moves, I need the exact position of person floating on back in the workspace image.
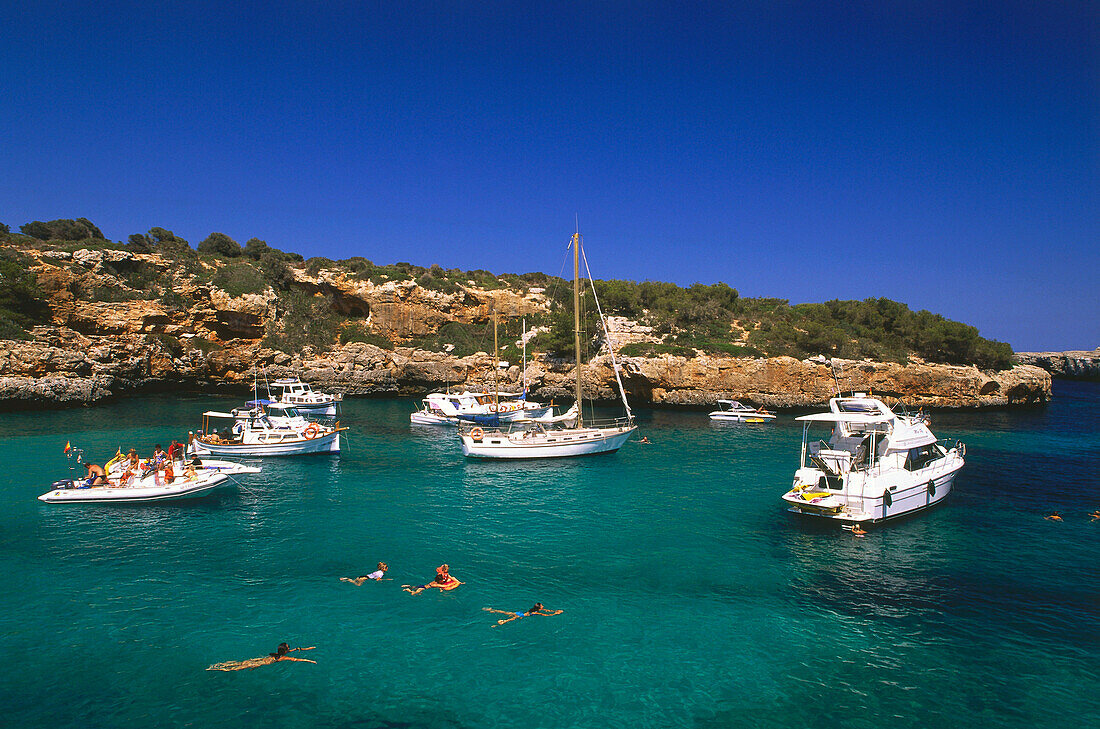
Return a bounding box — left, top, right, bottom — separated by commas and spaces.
206, 643, 316, 671
403, 564, 462, 595
483, 602, 563, 627
341, 562, 389, 585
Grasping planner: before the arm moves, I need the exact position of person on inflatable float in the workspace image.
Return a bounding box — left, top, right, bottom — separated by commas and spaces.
403, 564, 463, 595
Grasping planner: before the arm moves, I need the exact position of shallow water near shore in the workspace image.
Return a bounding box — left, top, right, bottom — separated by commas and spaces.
1, 382, 1098, 728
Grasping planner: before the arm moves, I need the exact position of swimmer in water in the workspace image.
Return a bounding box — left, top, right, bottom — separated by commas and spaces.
851, 523, 867, 537
403, 564, 462, 595
639, 436, 650, 444
341, 562, 389, 585
206, 643, 316, 671
483, 603, 563, 627
1089, 511, 1100, 522
1045, 512, 1063, 522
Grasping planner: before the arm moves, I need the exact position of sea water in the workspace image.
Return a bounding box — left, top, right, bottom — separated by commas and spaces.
1, 382, 1097, 729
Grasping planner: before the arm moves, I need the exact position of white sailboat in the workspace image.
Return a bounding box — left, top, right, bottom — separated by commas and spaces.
458, 227, 637, 458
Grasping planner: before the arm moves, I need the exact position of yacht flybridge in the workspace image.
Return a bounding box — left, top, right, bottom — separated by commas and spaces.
458, 227, 637, 458
782, 394, 964, 523
268, 377, 343, 416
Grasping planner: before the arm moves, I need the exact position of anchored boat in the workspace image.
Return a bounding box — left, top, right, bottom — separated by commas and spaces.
458, 227, 637, 458
708, 400, 776, 423
188, 403, 346, 457
782, 394, 964, 524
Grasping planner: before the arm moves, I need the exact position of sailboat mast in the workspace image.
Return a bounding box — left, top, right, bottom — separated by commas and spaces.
493, 308, 500, 410
573, 230, 583, 428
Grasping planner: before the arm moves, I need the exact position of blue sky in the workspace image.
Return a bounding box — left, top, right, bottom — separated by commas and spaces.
2, 2, 1096, 352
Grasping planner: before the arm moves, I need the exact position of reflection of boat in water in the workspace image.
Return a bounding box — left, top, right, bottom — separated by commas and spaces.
708, 400, 776, 423
188, 403, 345, 457
39, 448, 260, 504
268, 377, 342, 416
782, 394, 964, 523
459, 227, 636, 458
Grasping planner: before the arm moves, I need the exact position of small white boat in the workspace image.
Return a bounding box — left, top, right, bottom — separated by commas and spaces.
268, 377, 343, 416
410, 390, 552, 426
188, 403, 346, 457
781, 394, 964, 524
39, 459, 260, 504
708, 400, 776, 423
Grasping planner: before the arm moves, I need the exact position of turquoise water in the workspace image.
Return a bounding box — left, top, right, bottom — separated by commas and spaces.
2, 383, 1098, 728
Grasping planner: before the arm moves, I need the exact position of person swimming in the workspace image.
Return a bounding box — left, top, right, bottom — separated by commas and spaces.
341, 562, 389, 585
402, 564, 462, 595
851, 523, 867, 537
206, 643, 316, 671
1090, 511, 1100, 522
1045, 512, 1064, 521
483, 603, 563, 626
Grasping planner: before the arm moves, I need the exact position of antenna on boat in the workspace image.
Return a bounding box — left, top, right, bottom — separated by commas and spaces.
830, 360, 842, 396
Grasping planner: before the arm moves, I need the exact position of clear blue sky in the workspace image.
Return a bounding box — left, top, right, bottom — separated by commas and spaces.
2, 2, 1096, 352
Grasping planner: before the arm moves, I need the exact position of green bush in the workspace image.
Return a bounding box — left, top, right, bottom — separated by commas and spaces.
197, 232, 242, 258
210, 262, 268, 297
21, 218, 105, 241
262, 291, 340, 353
339, 324, 394, 349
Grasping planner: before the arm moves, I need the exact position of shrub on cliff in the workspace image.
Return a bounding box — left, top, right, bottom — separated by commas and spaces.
198, 232, 242, 258
20, 218, 105, 241
339, 323, 394, 349
0, 251, 51, 338
262, 291, 340, 353
211, 262, 269, 297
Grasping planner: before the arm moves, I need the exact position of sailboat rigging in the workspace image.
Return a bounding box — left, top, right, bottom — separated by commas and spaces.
457, 226, 637, 458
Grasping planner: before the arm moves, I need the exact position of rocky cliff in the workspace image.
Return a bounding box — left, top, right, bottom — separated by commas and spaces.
1014, 348, 1100, 380
0, 326, 1050, 410
0, 244, 1051, 409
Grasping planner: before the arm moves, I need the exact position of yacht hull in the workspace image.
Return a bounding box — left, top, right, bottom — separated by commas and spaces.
39, 474, 230, 503
784, 459, 962, 523
460, 426, 636, 459
189, 431, 340, 457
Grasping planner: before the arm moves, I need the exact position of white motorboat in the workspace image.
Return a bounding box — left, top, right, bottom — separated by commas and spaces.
39, 454, 260, 504
410, 390, 552, 426
781, 394, 964, 523
459, 227, 637, 458
708, 400, 776, 422
268, 377, 343, 416
188, 403, 345, 457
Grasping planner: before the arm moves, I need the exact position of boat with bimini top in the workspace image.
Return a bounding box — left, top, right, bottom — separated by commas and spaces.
268, 377, 343, 416
781, 393, 964, 523
187, 402, 346, 457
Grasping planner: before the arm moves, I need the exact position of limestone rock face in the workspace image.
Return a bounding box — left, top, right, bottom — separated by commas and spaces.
0, 244, 1054, 409
1014, 348, 1100, 380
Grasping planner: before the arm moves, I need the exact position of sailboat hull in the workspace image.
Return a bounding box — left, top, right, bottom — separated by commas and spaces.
460, 425, 636, 459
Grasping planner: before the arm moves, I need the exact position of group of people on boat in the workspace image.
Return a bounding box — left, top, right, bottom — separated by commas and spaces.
80, 443, 196, 488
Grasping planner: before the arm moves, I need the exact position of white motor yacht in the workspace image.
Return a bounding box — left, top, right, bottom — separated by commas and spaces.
708, 400, 776, 422
781, 394, 964, 523
410, 390, 552, 426
268, 377, 343, 416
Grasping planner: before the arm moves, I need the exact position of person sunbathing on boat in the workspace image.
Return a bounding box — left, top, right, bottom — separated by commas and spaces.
183, 464, 198, 481
81, 463, 107, 486
206, 643, 316, 671
483, 603, 563, 627
403, 564, 462, 595
341, 562, 389, 585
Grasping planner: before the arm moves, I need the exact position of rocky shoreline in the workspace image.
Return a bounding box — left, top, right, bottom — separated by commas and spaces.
1013, 348, 1100, 381
0, 326, 1051, 410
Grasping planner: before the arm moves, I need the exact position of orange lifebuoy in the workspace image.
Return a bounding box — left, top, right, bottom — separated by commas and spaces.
470, 427, 484, 442
488, 404, 498, 412
303, 424, 320, 439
